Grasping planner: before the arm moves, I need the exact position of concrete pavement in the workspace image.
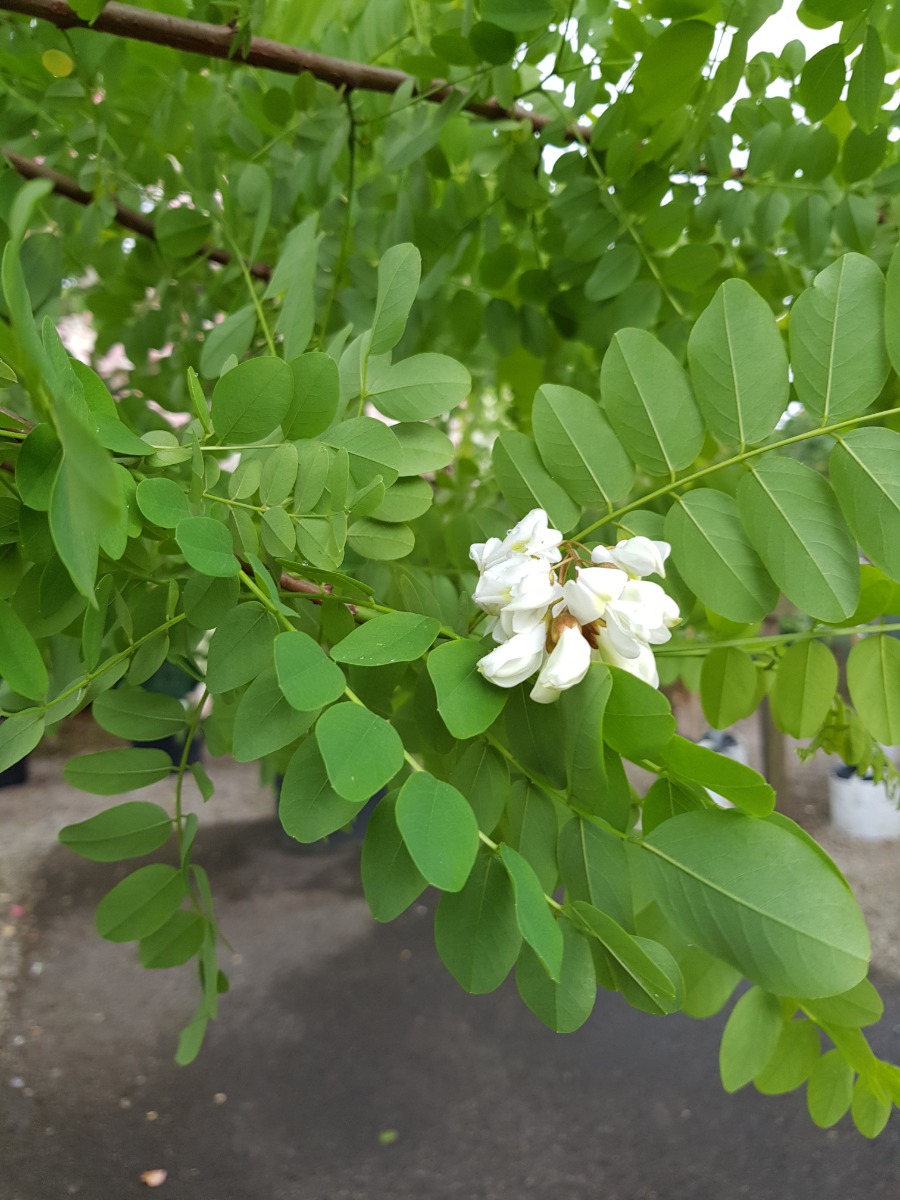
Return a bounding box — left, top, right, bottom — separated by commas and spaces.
3, 816, 900, 1200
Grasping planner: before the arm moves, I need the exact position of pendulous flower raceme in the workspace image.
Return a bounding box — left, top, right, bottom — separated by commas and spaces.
470, 510, 680, 702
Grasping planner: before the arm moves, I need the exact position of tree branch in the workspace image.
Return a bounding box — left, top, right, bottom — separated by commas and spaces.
3, 150, 272, 280
0, 0, 588, 142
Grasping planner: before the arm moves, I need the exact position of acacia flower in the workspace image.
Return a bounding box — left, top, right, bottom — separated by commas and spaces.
476, 624, 547, 688
530, 618, 592, 704
591, 535, 670, 579
470, 516, 680, 701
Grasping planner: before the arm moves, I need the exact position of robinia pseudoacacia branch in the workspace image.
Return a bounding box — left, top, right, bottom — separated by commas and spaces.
0, 0, 589, 140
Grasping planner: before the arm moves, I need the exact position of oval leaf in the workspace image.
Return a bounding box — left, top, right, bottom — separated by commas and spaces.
395, 771, 479, 893
641, 810, 870, 998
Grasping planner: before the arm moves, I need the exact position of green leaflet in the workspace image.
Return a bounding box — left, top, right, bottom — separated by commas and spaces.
395, 771, 479, 892
641, 810, 870, 998
278, 738, 367, 844
315, 701, 404, 802
210, 357, 293, 443
274, 630, 346, 710
434, 846, 520, 992
391, 422, 454, 476
604, 666, 675, 760
64, 748, 173, 795
368, 243, 421, 356
796, 45, 845, 122
699, 646, 759, 729
427, 639, 508, 739
59, 801, 173, 862
16, 424, 61, 511
330, 613, 440, 666
665, 490, 778, 623
205, 603, 277, 694
491, 431, 580, 533
366, 353, 470, 421
830, 428, 900, 582
847, 27, 885, 134
738, 458, 860, 623
361, 795, 427, 923
0, 710, 45, 774
771, 641, 838, 738
570, 901, 680, 1009
632, 20, 715, 122
448, 743, 509, 832
754, 1020, 821, 1095
807, 1050, 855, 1129
0, 599, 48, 700
506, 778, 559, 892
95, 864, 187, 943
500, 844, 563, 982
347, 518, 415, 561
851, 1078, 892, 1138
532, 383, 634, 510
516, 918, 596, 1033
687, 279, 789, 448
136, 478, 192, 529
139, 910, 206, 969
232, 667, 316, 762
560, 665, 611, 803
284, 353, 340, 440
176, 517, 239, 578
92, 688, 187, 742
322, 417, 402, 488
601, 328, 705, 476
642, 776, 710, 835
847, 636, 900, 745
789, 254, 888, 425
557, 816, 632, 928
660, 734, 774, 816
199, 305, 256, 378
719, 987, 784, 1092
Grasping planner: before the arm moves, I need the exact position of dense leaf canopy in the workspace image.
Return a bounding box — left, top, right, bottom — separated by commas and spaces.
1, 0, 900, 1136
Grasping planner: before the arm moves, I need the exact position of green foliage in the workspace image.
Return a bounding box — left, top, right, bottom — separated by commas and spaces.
1, 0, 899, 1133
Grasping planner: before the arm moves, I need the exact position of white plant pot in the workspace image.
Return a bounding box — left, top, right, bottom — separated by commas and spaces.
697, 731, 748, 809
828, 769, 900, 841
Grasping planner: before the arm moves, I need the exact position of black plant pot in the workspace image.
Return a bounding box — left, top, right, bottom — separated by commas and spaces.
0, 755, 29, 788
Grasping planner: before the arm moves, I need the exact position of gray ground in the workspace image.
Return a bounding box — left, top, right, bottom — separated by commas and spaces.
2, 722, 900, 1199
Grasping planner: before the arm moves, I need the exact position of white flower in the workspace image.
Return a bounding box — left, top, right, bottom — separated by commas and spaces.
603, 580, 680, 660
530, 621, 592, 704
560, 566, 629, 626
477, 625, 547, 688
473, 554, 560, 620
470, 508, 563, 573
594, 633, 660, 689
592, 536, 670, 579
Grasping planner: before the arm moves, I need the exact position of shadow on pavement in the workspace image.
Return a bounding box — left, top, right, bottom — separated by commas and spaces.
3, 819, 900, 1200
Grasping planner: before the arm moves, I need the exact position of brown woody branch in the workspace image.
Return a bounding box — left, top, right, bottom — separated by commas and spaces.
4, 149, 272, 280
0, 0, 589, 142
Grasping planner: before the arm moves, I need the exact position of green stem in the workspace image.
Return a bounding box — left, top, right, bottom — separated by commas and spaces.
203, 491, 264, 514
658, 621, 900, 658
223, 228, 277, 357
282, 586, 461, 641
174, 686, 209, 860
318, 94, 357, 347
200, 443, 283, 453
576, 404, 900, 541
37, 614, 187, 715
240, 569, 295, 632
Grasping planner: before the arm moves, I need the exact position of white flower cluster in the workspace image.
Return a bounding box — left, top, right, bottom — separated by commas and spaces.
470, 510, 679, 703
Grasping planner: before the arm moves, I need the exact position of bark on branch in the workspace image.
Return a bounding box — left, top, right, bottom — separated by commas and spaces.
4, 150, 272, 280
0, 0, 588, 141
